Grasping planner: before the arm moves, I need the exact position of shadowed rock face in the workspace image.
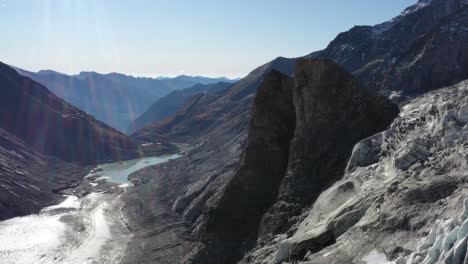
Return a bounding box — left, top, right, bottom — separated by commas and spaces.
259, 59, 400, 239
192, 71, 296, 263
186, 59, 399, 264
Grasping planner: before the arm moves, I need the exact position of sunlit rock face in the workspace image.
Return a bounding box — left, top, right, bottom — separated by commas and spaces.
317, 0, 468, 101
244, 80, 468, 264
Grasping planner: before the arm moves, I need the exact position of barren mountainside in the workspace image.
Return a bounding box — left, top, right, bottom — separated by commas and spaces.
15, 67, 235, 132
128, 82, 233, 134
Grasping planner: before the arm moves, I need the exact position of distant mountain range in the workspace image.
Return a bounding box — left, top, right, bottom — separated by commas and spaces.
12, 66, 237, 132
0, 62, 143, 164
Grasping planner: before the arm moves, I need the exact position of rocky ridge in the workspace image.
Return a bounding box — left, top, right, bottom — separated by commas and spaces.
317, 0, 468, 100
127, 82, 233, 134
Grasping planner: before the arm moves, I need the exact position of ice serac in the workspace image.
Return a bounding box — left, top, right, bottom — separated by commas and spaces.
187, 59, 399, 264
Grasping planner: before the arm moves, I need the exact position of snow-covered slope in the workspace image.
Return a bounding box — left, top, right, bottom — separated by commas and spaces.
244, 80, 468, 263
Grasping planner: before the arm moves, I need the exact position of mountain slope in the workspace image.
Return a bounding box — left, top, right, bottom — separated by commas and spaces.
127, 82, 233, 134
0, 62, 140, 164
15, 67, 236, 132
0, 128, 85, 220
317, 0, 468, 100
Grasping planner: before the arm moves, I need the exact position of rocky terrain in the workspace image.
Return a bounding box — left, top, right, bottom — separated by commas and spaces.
185, 59, 399, 263
316, 0, 468, 101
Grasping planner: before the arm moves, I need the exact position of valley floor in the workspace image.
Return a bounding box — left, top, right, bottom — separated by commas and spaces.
0, 187, 130, 264
0, 153, 187, 264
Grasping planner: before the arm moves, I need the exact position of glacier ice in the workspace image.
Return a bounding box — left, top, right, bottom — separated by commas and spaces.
402, 199, 468, 264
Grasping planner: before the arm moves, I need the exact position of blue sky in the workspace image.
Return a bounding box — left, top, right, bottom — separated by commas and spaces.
0, 0, 416, 78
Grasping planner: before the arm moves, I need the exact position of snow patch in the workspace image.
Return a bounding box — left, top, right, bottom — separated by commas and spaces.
363, 250, 395, 264
44, 195, 80, 211
119, 183, 130, 188
0, 214, 66, 264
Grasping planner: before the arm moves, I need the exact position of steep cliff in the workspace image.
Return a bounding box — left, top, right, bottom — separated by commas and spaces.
186, 59, 399, 263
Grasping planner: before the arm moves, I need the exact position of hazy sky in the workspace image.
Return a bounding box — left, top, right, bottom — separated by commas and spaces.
0, 0, 416, 78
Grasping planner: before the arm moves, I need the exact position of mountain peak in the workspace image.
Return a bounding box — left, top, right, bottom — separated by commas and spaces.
36, 69, 66, 76
399, 0, 431, 16
399, 0, 468, 17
